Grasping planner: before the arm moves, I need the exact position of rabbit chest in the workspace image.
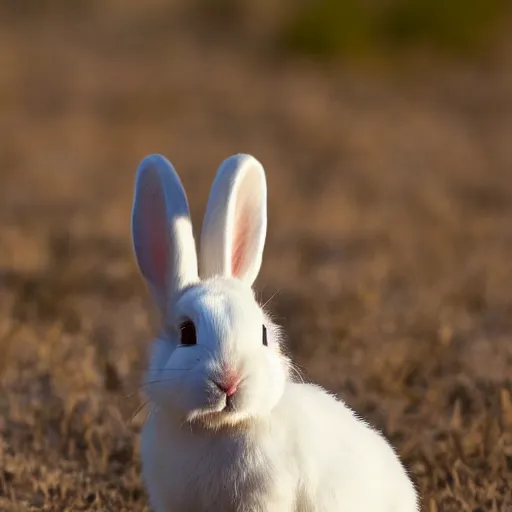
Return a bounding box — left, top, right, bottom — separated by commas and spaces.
142, 413, 298, 512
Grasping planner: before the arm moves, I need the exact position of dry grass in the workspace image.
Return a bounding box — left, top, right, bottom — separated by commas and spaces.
1, 6, 512, 511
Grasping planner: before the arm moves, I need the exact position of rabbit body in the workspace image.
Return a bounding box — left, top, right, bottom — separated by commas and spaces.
131, 153, 420, 512
142, 381, 417, 512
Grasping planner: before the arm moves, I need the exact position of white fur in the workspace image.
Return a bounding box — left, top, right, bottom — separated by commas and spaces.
131, 154, 198, 314
200, 154, 267, 285
131, 153, 420, 512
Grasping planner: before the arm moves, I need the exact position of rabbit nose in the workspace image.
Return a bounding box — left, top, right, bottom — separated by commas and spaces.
214, 377, 240, 397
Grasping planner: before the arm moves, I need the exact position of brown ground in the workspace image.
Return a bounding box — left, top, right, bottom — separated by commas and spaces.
1, 6, 512, 512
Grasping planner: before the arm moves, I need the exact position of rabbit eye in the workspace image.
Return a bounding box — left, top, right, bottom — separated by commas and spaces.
180, 320, 197, 346
262, 324, 268, 347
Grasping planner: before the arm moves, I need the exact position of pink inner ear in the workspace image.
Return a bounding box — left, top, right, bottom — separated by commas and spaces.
231, 209, 250, 277
142, 182, 169, 287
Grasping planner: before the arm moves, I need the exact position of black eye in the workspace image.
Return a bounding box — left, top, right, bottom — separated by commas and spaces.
262, 324, 268, 346
180, 320, 197, 346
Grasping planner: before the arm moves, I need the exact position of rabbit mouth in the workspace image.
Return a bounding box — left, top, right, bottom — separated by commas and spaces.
210, 396, 237, 416
185, 395, 253, 431
222, 393, 237, 412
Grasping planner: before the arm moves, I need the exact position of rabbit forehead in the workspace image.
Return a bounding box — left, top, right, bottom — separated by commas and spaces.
175, 278, 263, 346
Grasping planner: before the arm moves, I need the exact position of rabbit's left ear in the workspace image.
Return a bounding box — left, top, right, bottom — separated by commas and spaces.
200, 154, 267, 286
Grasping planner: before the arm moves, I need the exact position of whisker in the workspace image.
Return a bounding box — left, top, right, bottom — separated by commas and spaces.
174, 344, 212, 355
289, 363, 305, 384
261, 289, 281, 309
123, 377, 184, 400
124, 388, 146, 400
131, 399, 150, 422
131, 366, 195, 373
145, 404, 157, 427
290, 366, 303, 383
147, 366, 194, 372
143, 378, 183, 386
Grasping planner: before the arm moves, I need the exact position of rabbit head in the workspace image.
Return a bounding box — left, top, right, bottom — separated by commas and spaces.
131, 154, 290, 430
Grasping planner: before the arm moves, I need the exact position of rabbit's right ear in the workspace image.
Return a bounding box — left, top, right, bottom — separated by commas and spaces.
131, 154, 198, 314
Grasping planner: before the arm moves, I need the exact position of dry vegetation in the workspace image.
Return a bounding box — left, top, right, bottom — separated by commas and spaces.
1, 3, 512, 511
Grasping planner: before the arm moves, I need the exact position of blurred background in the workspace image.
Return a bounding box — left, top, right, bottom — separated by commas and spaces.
1, 1, 512, 510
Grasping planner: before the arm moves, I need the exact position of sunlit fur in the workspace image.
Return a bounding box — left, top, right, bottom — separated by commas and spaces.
141, 282, 419, 512
143, 278, 290, 432
132, 153, 419, 512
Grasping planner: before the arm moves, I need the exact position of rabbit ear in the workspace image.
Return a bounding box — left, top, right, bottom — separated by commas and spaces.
131, 154, 198, 313
200, 154, 267, 285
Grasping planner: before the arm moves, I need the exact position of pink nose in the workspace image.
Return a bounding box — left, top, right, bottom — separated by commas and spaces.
215, 379, 240, 397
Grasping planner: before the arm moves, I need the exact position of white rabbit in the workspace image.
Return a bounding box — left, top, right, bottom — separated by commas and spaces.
131, 153, 420, 512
